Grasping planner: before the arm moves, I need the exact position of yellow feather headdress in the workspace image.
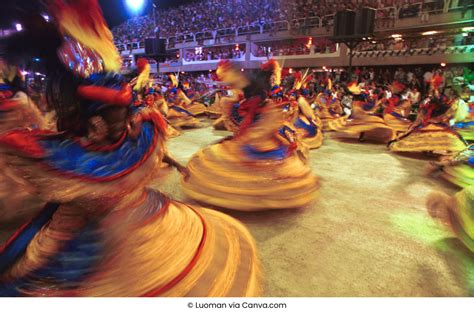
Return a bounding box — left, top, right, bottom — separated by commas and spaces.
47, 0, 122, 72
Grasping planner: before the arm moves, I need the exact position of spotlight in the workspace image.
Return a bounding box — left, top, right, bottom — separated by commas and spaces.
15, 23, 22, 31
42, 14, 49, 22
391, 34, 402, 39
440, 62, 446, 67
125, 0, 145, 13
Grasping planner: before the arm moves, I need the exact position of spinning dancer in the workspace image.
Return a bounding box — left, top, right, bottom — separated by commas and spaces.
382, 81, 413, 134
165, 74, 202, 129
182, 60, 319, 211
0, 1, 260, 296
286, 69, 324, 150
335, 81, 395, 143
389, 77, 467, 155
314, 79, 347, 132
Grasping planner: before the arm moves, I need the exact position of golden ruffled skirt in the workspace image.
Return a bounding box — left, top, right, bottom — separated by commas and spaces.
335, 115, 395, 142
206, 104, 223, 119
383, 113, 411, 133
184, 102, 207, 116
389, 124, 467, 155
0, 191, 261, 296
321, 115, 348, 132
167, 107, 201, 129
182, 139, 319, 211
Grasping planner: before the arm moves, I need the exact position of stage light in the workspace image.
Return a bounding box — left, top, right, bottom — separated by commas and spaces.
15, 23, 22, 31
125, 0, 145, 13
241, 68, 244, 72
20, 71, 29, 76
462, 27, 474, 32
422, 30, 438, 36
42, 14, 49, 21
391, 34, 402, 38
440, 62, 446, 67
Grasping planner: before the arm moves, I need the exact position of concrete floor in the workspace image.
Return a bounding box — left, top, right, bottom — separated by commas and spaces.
155, 120, 473, 297
1, 120, 472, 296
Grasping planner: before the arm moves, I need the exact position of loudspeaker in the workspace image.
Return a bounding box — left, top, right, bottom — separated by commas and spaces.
355, 8, 375, 36
145, 38, 167, 55
334, 10, 356, 38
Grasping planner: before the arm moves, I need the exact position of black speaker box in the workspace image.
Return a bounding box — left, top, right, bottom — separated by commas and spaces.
334, 10, 356, 38
145, 38, 167, 55
355, 8, 375, 36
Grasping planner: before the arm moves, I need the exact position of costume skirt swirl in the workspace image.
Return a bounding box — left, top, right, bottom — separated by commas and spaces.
182, 139, 319, 211
389, 124, 467, 154
0, 190, 261, 297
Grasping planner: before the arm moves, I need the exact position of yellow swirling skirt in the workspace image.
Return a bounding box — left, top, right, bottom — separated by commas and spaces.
389, 124, 467, 154
0, 192, 261, 297
336, 115, 395, 142
383, 113, 411, 134
182, 139, 319, 211
167, 107, 201, 129
321, 115, 348, 132
184, 102, 208, 116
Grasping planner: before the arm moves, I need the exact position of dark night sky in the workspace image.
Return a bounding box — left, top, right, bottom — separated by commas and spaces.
0, 0, 197, 29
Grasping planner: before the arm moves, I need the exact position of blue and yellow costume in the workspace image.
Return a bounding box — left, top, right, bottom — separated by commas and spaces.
165, 76, 202, 129
182, 61, 319, 211
286, 70, 323, 150
389, 79, 467, 155
382, 82, 412, 134
314, 80, 348, 132
335, 82, 395, 142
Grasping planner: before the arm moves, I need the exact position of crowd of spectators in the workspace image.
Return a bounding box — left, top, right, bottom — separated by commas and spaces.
357, 33, 473, 52
112, 0, 470, 47
184, 45, 245, 61
253, 38, 336, 57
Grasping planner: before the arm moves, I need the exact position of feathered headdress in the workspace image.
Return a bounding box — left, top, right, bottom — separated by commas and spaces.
293, 69, 312, 90
47, 0, 122, 72
134, 58, 151, 92
216, 60, 249, 89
